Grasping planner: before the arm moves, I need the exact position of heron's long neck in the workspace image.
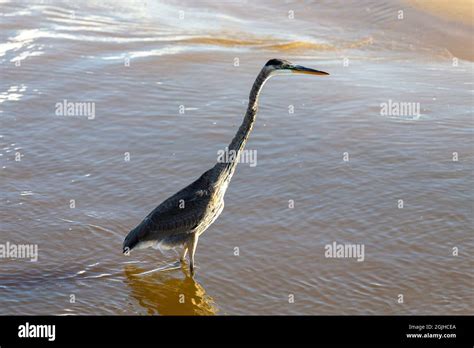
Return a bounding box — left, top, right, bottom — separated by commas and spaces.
212, 69, 270, 187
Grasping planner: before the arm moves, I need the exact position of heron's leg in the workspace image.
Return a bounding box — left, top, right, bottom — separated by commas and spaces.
186, 234, 199, 276
180, 246, 188, 263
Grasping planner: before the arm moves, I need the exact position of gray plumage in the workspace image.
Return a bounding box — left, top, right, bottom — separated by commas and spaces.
123, 59, 329, 275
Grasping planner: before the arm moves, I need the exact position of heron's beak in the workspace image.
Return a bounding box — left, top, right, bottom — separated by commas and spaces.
290, 65, 329, 76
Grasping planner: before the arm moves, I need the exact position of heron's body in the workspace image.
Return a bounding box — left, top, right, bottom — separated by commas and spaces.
123, 59, 328, 275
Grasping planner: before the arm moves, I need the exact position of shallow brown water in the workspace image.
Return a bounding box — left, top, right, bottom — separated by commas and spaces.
0, 0, 473, 315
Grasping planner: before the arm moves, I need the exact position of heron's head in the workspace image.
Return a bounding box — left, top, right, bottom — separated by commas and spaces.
264, 58, 329, 77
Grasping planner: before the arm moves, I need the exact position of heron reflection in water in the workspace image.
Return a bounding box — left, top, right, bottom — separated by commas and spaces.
123, 264, 218, 315
123, 59, 329, 274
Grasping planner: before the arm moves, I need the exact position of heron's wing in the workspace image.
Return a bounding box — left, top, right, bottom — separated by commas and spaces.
133, 172, 212, 242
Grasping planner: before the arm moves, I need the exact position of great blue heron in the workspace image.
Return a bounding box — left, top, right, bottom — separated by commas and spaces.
123, 59, 329, 275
